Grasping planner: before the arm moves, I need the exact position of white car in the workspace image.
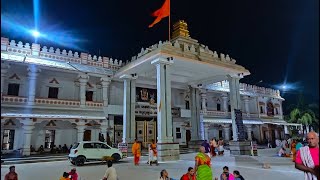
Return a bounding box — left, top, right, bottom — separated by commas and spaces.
68, 141, 123, 166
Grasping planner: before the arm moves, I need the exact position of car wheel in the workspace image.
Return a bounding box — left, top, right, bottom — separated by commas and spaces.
75, 156, 86, 166
111, 153, 121, 162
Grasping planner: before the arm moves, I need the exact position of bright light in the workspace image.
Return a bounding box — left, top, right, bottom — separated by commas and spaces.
31, 30, 40, 38
281, 85, 287, 90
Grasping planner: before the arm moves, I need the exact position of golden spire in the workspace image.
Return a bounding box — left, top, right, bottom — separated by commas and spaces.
171, 20, 190, 39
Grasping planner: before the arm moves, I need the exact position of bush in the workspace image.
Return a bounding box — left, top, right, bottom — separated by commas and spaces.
102, 156, 114, 162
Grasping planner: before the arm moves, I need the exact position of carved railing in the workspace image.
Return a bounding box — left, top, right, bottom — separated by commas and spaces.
86, 101, 103, 107
1, 95, 28, 103
35, 98, 80, 106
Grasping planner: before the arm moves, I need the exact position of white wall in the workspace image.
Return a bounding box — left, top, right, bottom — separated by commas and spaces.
109, 81, 124, 105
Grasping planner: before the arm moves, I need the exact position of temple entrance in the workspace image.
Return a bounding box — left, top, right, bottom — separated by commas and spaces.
136, 121, 156, 148
84, 130, 91, 141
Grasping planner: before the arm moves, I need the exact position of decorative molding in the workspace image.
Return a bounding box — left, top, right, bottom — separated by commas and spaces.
9, 73, 20, 80
49, 78, 59, 84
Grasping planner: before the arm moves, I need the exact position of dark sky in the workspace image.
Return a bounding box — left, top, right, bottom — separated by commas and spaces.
1, 0, 319, 109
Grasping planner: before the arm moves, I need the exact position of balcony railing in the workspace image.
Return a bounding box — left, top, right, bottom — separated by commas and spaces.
200, 110, 260, 119
1, 95, 103, 108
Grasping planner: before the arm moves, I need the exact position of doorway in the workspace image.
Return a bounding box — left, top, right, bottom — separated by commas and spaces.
136, 121, 156, 148
84, 130, 91, 141
186, 130, 191, 145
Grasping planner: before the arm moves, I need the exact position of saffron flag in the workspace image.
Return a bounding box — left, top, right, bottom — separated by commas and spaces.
149, 0, 170, 28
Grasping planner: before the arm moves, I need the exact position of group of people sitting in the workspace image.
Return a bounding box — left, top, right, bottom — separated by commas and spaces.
30, 144, 72, 154
158, 166, 244, 180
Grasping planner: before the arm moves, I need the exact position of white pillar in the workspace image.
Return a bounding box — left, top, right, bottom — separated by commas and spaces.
284, 125, 288, 134
223, 124, 230, 141
204, 124, 210, 141
27, 67, 41, 105
120, 75, 137, 143
151, 57, 174, 143
22, 118, 34, 156
1, 66, 9, 100
108, 116, 115, 144
78, 74, 89, 107
243, 96, 250, 114
77, 124, 86, 142
228, 75, 242, 141
221, 94, 228, 113
275, 129, 279, 139
100, 77, 111, 106
54, 129, 62, 145
190, 86, 201, 140
245, 125, 252, 140
200, 89, 207, 112
0, 127, 4, 149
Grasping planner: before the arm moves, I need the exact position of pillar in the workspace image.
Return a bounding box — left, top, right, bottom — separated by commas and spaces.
151, 58, 173, 143
22, 118, 34, 156
0, 127, 4, 149
204, 124, 210, 141
1, 65, 9, 100
100, 125, 107, 142
200, 89, 207, 112
120, 74, 137, 143
190, 86, 201, 140
108, 116, 115, 144
222, 124, 230, 141
221, 94, 228, 113
27, 67, 41, 105
228, 75, 242, 141
243, 96, 250, 114
100, 77, 111, 107
275, 129, 279, 139
76, 122, 86, 142
245, 125, 252, 141
78, 74, 89, 108
284, 125, 288, 134
54, 129, 62, 145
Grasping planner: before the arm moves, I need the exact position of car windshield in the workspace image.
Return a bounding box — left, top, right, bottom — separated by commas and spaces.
72, 143, 79, 149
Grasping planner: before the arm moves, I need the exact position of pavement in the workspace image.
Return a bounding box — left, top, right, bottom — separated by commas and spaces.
1, 149, 303, 180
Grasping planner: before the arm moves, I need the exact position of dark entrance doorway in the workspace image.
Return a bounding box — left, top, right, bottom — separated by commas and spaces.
186, 130, 191, 145
84, 130, 91, 141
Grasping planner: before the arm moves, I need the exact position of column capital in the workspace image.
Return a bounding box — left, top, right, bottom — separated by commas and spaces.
151, 56, 174, 65
27, 67, 41, 78
120, 74, 138, 80
200, 89, 207, 95
222, 124, 231, 129
242, 95, 249, 101
100, 76, 111, 84
78, 73, 89, 81
245, 124, 253, 129
221, 94, 228, 99
227, 73, 243, 80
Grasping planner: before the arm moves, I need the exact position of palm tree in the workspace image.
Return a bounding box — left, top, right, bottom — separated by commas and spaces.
287, 108, 316, 135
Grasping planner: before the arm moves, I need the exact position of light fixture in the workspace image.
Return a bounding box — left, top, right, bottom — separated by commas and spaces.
31, 30, 40, 38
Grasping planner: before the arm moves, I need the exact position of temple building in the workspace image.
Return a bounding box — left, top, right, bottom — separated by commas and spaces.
0, 21, 301, 160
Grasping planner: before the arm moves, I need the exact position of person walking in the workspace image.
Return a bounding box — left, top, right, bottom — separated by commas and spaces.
132, 139, 141, 166
194, 146, 213, 180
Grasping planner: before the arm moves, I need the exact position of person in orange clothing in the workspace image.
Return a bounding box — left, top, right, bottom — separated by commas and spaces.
291, 139, 297, 162
132, 139, 141, 166
180, 167, 196, 180
150, 139, 159, 165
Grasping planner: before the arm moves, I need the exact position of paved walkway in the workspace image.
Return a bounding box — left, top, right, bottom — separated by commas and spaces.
1, 150, 303, 180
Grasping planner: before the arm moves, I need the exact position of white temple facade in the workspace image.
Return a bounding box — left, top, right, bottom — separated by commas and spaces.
1, 21, 301, 159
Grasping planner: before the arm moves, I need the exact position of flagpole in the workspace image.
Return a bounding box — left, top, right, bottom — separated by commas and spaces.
168, 0, 171, 41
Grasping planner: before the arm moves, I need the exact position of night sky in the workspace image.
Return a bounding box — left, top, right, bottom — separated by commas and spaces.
1, 0, 319, 110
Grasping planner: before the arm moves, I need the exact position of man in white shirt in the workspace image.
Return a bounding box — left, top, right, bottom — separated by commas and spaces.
103, 161, 118, 180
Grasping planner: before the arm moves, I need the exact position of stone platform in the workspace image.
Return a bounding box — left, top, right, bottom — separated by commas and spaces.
229, 141, 254, 156
157, 143, 180, 161
187, 140, 204, 152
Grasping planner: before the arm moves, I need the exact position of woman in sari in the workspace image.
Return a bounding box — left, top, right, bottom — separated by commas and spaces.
195, 146, 213, 180
291, 139, 297, 162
